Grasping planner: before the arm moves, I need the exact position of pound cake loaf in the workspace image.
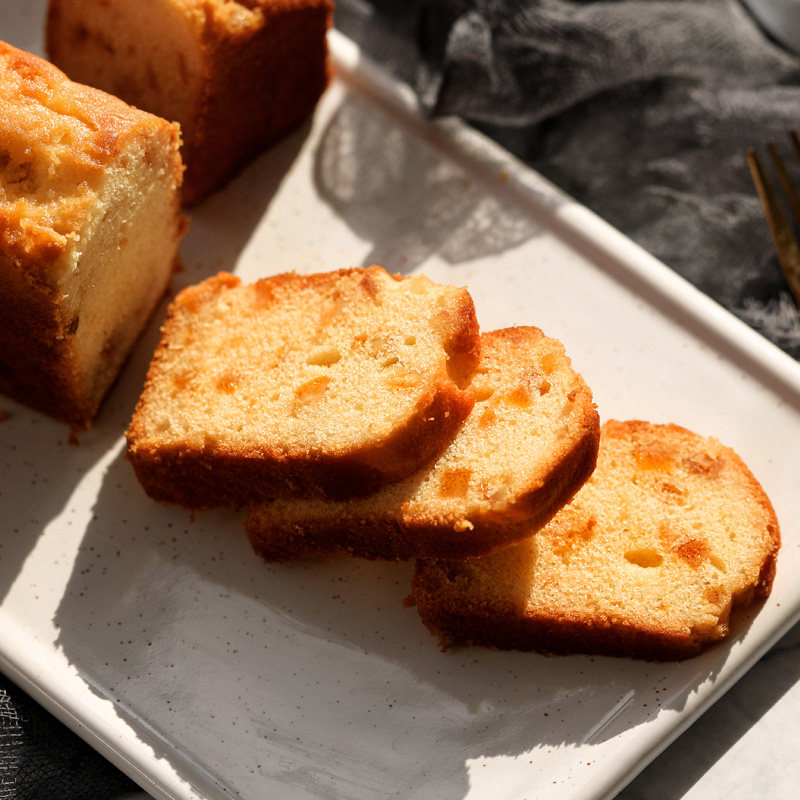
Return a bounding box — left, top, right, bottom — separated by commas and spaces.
0, 41, 184, 432
410, 420, 780, 660
47, 0, 334, 204
126, 266, 480, 507
246, 327, 600, 561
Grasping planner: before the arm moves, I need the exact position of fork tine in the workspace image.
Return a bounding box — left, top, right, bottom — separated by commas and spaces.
747, 145, 800, 308
789, 127, 800, 165
767, 139, 800, 230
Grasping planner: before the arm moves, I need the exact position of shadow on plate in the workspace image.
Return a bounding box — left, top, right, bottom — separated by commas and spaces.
50, 447, 788, 800
312, 89, 542, 274
0, 293, 174, 607
0, 406, 97, 604
175, 119, 313, 290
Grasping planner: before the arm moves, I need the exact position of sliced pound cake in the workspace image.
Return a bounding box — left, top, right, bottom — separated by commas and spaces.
246, 327, 600, 561
410, 420, 781, 660
126, 266, 480, 507
0, 41, 185, 432
47, 0, 333, 204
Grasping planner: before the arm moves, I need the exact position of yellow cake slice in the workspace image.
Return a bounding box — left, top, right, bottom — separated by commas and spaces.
126, 266, 480, 507
410, 420, 781, 660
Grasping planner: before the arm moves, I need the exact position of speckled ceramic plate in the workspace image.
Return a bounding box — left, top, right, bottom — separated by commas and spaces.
3, 7, 800, 800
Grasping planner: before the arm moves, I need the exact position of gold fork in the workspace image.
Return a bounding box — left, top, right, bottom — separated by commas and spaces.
747, 131, 800, 309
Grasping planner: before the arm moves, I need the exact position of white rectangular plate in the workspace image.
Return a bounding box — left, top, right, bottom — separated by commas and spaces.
3, 8, 800, 800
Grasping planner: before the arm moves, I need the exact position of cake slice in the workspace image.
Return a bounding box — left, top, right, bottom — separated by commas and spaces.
47, 0, 333, 204
246, 326, 600, 561
410, 420, 781, 660
0, 41, 185, 432
126, 266, 480, 507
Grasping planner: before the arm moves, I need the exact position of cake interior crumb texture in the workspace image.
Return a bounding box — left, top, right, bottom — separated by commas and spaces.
412, 420, 781, 660
126, 266, 480, 505
47, 0, 335, 204
246, 326, 600, 561
0, 41, 184, 430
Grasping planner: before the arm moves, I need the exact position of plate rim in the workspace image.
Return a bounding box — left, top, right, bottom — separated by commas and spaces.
1, 28, 799, 800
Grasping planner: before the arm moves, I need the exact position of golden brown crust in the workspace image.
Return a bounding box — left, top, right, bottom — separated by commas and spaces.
411, 419, 781, 660
0, 40, 167, 156
126, 266, 480, 506
404, 596, 718, 660
246, 326, 600, 560
183, 0, 333, 203
127, 440, 403, 508
0, 261, 85, 426
47, 0, 334, 204
0, 40, 181, 270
